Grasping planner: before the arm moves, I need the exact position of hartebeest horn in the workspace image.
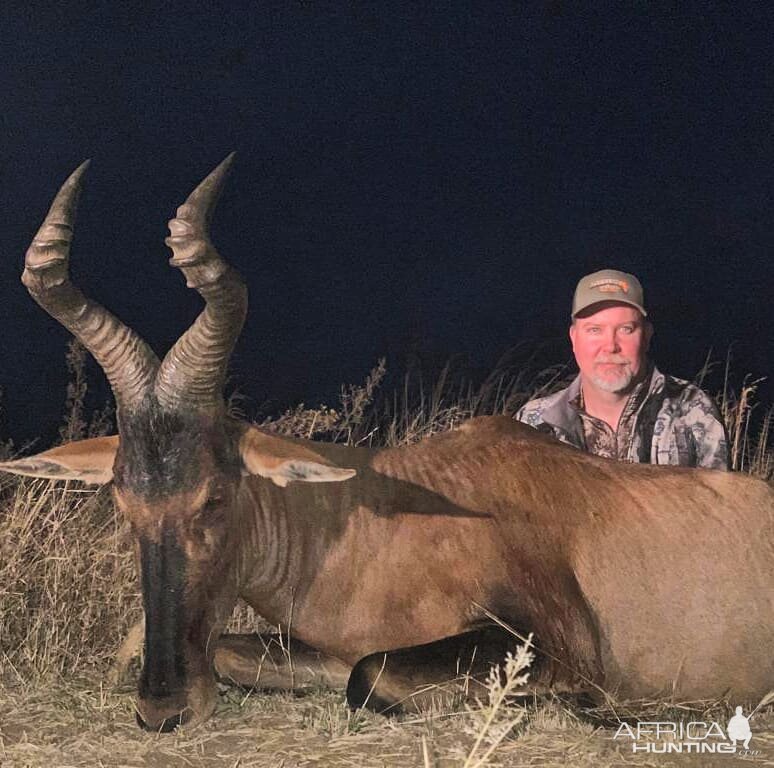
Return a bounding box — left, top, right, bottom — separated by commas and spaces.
22, 161, 159, 411
154, 153, 247, 411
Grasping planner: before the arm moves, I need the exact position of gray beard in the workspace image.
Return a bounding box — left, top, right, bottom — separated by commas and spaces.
589, 366, 634, 393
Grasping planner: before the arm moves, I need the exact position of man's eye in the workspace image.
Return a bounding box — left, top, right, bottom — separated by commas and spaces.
587, 326, 600, 334
620, 325, 635, 334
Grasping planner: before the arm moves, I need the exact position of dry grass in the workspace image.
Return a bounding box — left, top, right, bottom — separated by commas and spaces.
0, 479, 136, 685
0, 682, 618, 768
0, 346, 772, 766
2, 684, 772, 767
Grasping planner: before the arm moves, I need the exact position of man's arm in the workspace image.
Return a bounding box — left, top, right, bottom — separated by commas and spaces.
680, 387, 731, 471
515, 400, 542, 428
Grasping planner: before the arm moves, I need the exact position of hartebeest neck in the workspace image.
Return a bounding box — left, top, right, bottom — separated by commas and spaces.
233, 460, 359, 625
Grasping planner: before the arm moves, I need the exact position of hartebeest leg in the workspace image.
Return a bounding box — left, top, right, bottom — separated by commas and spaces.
108, 617, 145, 686
346, 627, 576, 714
212, 633, 351, 691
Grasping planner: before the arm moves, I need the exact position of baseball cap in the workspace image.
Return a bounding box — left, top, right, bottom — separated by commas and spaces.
571, 269, 647, 318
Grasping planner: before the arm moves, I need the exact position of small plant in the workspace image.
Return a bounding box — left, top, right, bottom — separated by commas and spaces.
265, 402, 343, 439
261, 358, 386, 444
59, 339, 89, 444
461, 635, 534, 768
58, 339, 114, 444
335, 357, 387, 443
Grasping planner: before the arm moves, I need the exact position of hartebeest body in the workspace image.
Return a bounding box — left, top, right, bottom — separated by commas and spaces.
3, 158, 773, 731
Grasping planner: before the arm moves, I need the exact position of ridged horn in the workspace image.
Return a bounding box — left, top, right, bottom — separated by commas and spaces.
154, 153, 247, 411
22, 161, 159, 412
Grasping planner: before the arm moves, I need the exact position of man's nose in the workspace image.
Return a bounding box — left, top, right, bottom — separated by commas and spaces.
601, 330, 620, 353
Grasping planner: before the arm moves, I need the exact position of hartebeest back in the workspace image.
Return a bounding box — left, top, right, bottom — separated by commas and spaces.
2, 158, 773, 731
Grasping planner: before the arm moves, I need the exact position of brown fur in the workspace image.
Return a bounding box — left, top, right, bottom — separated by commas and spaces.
228, 417, 774, 704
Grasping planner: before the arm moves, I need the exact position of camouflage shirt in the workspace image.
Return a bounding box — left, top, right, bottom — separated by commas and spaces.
516, 365, 730, 470
571, 366, 653, 462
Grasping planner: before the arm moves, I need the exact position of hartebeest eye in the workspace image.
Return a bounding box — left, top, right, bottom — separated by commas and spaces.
202, 496, 223, 514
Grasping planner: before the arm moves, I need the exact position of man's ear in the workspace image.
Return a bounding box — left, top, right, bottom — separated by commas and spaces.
644, 319, 654, 351
0, 435, 119, 485
239, 426, 356, 488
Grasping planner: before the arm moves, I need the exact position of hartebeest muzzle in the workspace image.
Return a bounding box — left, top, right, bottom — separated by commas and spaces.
135, 527, 214, 731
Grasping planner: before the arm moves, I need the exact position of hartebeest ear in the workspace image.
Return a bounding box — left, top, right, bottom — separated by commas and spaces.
0, 435, 118, 485
238, 426, 356, 487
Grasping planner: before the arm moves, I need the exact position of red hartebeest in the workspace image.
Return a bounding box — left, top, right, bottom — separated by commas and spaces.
2, 158, 774, 731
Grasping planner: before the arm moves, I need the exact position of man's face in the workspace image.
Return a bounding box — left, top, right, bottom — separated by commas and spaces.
569, 302, 652, 395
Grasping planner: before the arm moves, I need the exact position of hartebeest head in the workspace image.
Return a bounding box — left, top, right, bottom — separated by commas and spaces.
1, 157, 355, 730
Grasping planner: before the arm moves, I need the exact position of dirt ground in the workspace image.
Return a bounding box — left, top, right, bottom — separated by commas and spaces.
1, 679, 773, 768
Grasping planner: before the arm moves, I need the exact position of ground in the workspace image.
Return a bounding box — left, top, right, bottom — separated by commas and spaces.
1, 678, 773, 768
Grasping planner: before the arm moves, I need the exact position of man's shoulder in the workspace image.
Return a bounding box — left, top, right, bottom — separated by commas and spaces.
515, 387, 571, 427
649, 367, 730, 469
653, 369, 720, 417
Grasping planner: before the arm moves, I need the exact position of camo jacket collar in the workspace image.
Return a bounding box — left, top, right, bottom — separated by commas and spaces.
539, 364, 668, 449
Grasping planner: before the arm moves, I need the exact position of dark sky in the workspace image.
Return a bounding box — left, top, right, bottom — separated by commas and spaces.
1, 2, 772, 444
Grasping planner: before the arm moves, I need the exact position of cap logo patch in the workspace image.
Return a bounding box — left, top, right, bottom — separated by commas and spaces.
590, 279, 629, 293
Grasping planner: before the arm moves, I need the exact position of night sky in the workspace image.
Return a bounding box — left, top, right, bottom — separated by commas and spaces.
1, 2, 772, 445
